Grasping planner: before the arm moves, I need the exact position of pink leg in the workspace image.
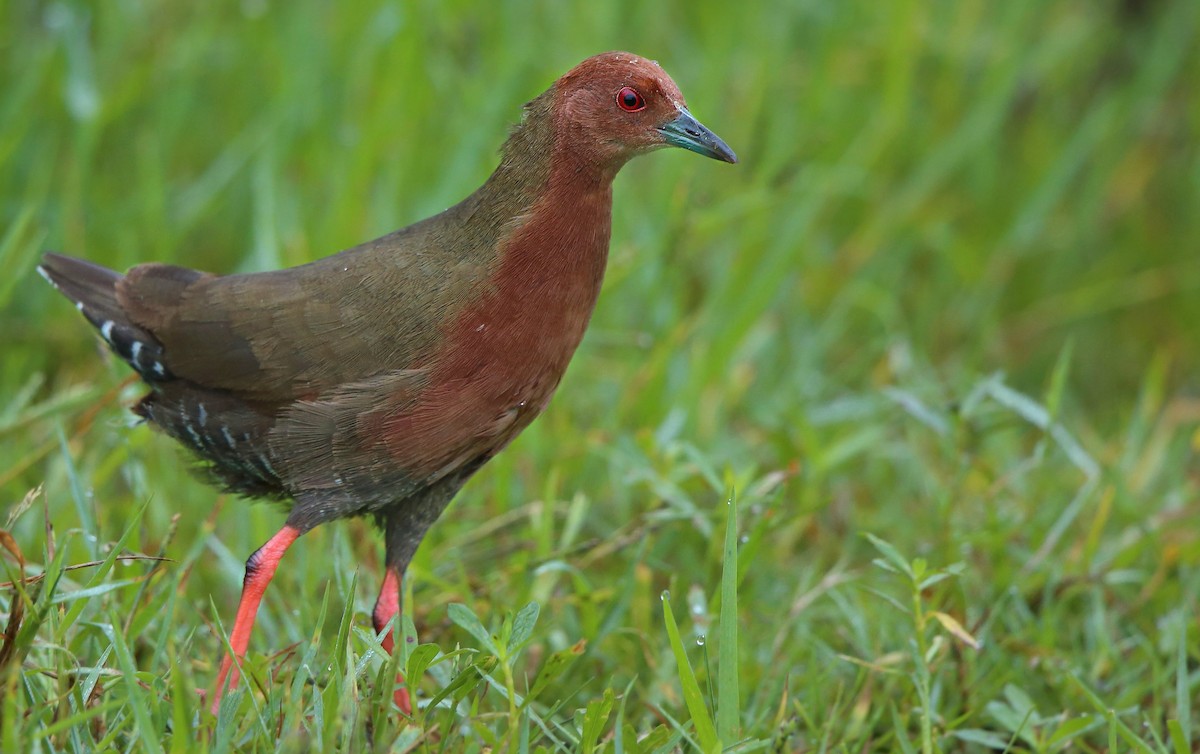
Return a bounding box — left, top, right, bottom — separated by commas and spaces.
372, 566, 413, 714
210, 525, 301, 714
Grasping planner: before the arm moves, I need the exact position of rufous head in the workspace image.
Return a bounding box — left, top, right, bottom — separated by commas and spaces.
552, 51, 737, 171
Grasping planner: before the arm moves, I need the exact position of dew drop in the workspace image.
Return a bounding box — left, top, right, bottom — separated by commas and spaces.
660, 590, 670, 602
696, 635, 706, 646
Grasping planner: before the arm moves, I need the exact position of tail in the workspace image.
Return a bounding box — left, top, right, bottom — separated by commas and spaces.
38, 253, 173, 381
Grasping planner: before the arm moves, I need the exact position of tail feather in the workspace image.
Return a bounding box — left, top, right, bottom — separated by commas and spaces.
39, 253, 174, 381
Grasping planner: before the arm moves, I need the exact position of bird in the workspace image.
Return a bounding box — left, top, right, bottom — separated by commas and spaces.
38, 51, 736, 715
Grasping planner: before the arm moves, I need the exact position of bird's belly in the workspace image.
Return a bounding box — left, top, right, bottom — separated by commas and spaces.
380, 318, 581, 482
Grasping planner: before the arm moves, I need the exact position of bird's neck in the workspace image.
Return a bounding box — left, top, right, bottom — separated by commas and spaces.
426, 92, 616, 391
466, 89, 615, 299
473, 88, 617, 225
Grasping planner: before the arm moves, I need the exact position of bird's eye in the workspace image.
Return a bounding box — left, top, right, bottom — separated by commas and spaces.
616, 86, 646, 112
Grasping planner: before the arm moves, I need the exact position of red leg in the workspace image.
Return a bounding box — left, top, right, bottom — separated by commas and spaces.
210, 525, 301, 714
372, 566, 413, 714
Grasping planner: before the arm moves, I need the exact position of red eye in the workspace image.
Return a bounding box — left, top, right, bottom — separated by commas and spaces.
616, 86, 646, 112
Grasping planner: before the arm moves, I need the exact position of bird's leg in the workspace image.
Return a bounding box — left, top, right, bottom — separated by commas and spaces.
210, 525, 302, 714
372, 565, 413, 714
374, 474, 467, 715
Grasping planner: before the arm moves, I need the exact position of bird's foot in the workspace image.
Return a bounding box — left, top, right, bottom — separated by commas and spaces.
394, 683, 413, 715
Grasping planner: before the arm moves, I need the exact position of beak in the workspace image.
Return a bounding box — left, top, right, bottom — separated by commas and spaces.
657, 108, 738, 164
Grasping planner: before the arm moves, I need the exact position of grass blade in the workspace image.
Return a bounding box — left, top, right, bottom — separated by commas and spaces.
103, 610, 165, 754
662, 591, 718, 753
717, 492, 740, 743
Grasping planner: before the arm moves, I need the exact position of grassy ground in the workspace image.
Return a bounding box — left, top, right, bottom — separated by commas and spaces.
2, 1, 1198, 751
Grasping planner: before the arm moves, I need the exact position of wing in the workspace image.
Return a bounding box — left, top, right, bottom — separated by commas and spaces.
116, 216, 494, 403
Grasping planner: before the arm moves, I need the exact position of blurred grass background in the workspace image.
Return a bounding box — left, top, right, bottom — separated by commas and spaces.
2, 0, 1199, 751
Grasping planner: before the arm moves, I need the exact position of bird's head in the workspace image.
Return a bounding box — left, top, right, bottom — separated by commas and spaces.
552, 52, 737, 171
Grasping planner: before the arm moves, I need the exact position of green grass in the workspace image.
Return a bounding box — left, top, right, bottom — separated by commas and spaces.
2, 0, 1198, 751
